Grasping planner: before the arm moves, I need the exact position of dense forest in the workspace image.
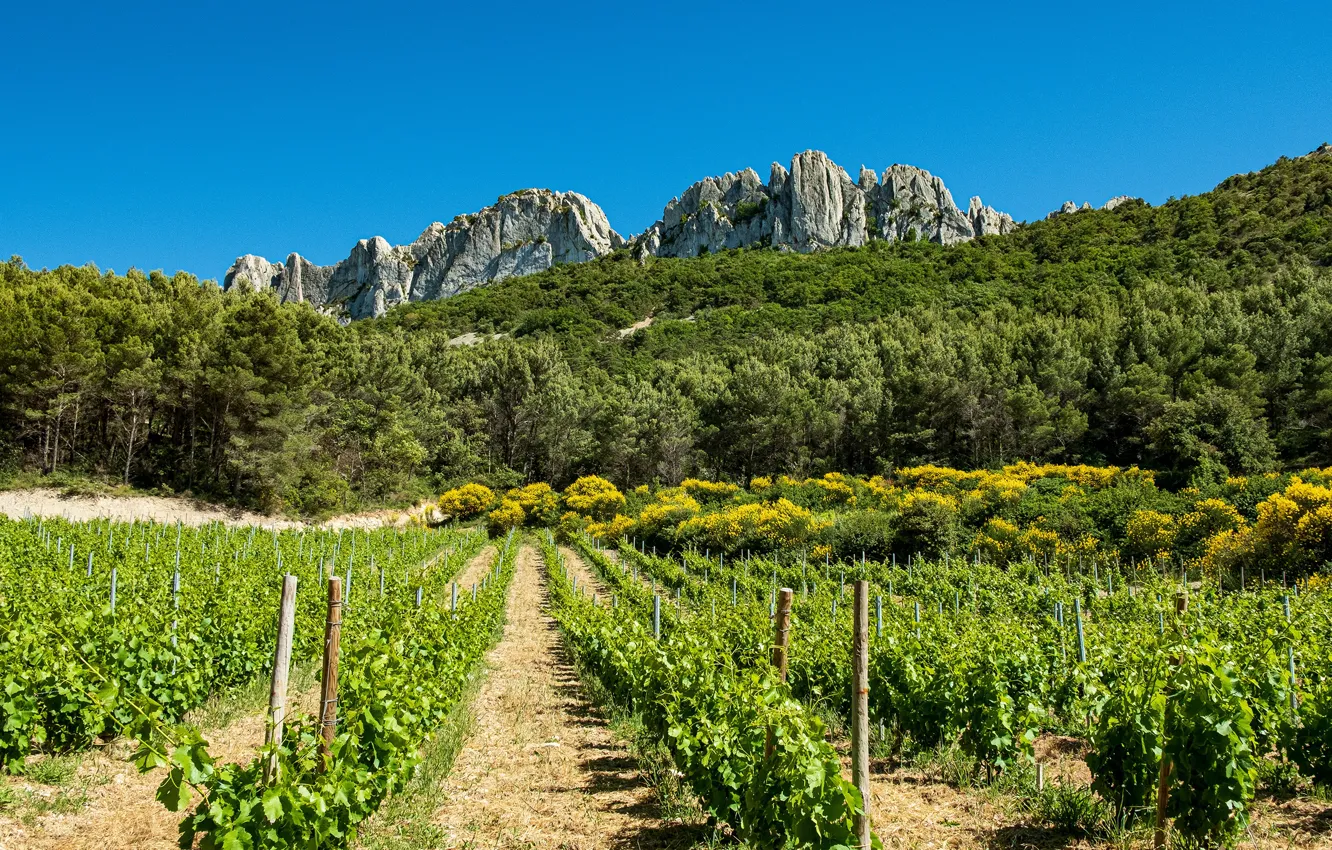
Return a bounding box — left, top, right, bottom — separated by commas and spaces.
2, 148, 1330, 514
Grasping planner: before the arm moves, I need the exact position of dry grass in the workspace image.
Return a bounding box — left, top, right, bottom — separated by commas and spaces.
454, 544, 499, 592
424, 544, 687, 849
0, 673, 321, 850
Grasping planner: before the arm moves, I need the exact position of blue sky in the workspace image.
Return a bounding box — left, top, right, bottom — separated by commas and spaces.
2, 0, 1329, 280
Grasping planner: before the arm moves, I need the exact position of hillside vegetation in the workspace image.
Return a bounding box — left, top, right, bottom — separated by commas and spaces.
2, 148, 1330, 513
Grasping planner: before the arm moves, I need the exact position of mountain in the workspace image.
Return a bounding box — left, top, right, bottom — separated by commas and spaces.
224, 189, 622, 319
223, 151, 1013, 319
634, 150, 1014, 259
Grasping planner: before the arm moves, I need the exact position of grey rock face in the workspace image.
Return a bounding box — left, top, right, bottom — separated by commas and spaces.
226, 150, 1019, 320
635, 150, 1011, 257
1102, 195, 1137, 210
224, 255, 283, 293
967, 196, 1017, 237
224, 189, 622, 319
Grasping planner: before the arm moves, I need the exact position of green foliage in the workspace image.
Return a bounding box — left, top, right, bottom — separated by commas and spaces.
0, 515, 481, 778
612, 535, 1332, 849
3, 151, 1332, 508
159, 536, 514, 848
1024, 780, 1115, 839
1293, 676, 1332, 785
1088, 645, 1166, 820
1163, 635, 1258, 848
546, 537, 878, 849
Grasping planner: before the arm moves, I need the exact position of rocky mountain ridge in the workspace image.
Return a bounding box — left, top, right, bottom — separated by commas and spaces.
225, 150, 1017, 319
225, 189, 621, 319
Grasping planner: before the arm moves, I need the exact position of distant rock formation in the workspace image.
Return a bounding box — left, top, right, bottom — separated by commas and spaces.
224, 190, 622, 319
225, 151, 1016, 318
633, 150, 1014, 259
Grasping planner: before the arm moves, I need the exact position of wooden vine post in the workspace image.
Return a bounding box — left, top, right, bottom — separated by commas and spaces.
765, 588, 794, 759
263, 574, 298, 783
318, 576, 343, 772
1154, 592, 1188, 849
852, 579, 872, 849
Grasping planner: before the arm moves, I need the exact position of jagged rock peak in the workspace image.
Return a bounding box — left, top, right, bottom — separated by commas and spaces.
224, 189, 622, 319
1102, 195, 1137, 210
633, 150, 1013, 259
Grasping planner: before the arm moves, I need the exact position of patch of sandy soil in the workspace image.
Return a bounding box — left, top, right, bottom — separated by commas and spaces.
0, 487, 415, 530
0, 689, 321, 850
426, 545, 680, 849
616, 316, 654, 339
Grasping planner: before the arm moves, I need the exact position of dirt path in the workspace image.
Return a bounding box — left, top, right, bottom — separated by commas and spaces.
453, 544, 499, 592
425, 544, 676, 849
0, 687, 321, 850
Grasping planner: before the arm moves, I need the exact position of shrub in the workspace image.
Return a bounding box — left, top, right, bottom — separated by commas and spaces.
438, 483, 495, 520
564, 475, 626, 521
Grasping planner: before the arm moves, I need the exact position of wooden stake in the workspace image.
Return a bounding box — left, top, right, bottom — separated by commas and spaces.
264, 574, 298, 784
318, 577, 343, 772
852, 580, 871, 849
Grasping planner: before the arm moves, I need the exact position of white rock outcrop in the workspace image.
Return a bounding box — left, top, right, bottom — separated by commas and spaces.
634, 150, 1013, 258
224, 189, 622, 319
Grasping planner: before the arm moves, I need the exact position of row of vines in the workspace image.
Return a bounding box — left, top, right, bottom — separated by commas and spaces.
605, 539, 1331, 848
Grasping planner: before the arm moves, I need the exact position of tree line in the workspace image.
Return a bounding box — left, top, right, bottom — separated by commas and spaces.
1, 148, 1329, 513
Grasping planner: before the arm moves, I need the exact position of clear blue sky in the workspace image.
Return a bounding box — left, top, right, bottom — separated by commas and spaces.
2, 0, 1329, 281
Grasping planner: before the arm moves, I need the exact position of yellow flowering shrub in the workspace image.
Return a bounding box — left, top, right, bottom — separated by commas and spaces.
676, 498, 825, 551
1284, 479, 1332, 513
973, 474, 1027, 507
896, 490, 962, 553
972, 517, 1019, 563
681, 478, 740, 499
503, 482, 561, 526
637, 489, 700, 535
1125, 510, 1177, 559
563, 475, 626, 521
437, 482, 494, 519
810, 473, 856, 506
895, 465, 976, 494
486, 498, 525, 535
1200, 528, 1252, 583
863, 476, 902, 510
1199, 478, 1332, 579
750, 476, 773, 492
1295, 504, 1332, 553
1251, 494, 1303, 557
587, 514, 636, 542
901, 490, 959, 516
557, 510, 586, 540
1018, 526, 1061, 562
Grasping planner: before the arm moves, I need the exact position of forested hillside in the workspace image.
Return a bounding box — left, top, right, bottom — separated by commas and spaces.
2, 147, 1330, 514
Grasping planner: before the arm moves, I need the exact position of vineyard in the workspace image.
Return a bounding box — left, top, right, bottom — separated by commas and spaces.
0, 466, 1329, 849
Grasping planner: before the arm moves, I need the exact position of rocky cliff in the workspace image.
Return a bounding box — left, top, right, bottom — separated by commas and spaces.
224, 189, 623, 319
225, 151, 1015, 318
633, 150, 1015, 259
